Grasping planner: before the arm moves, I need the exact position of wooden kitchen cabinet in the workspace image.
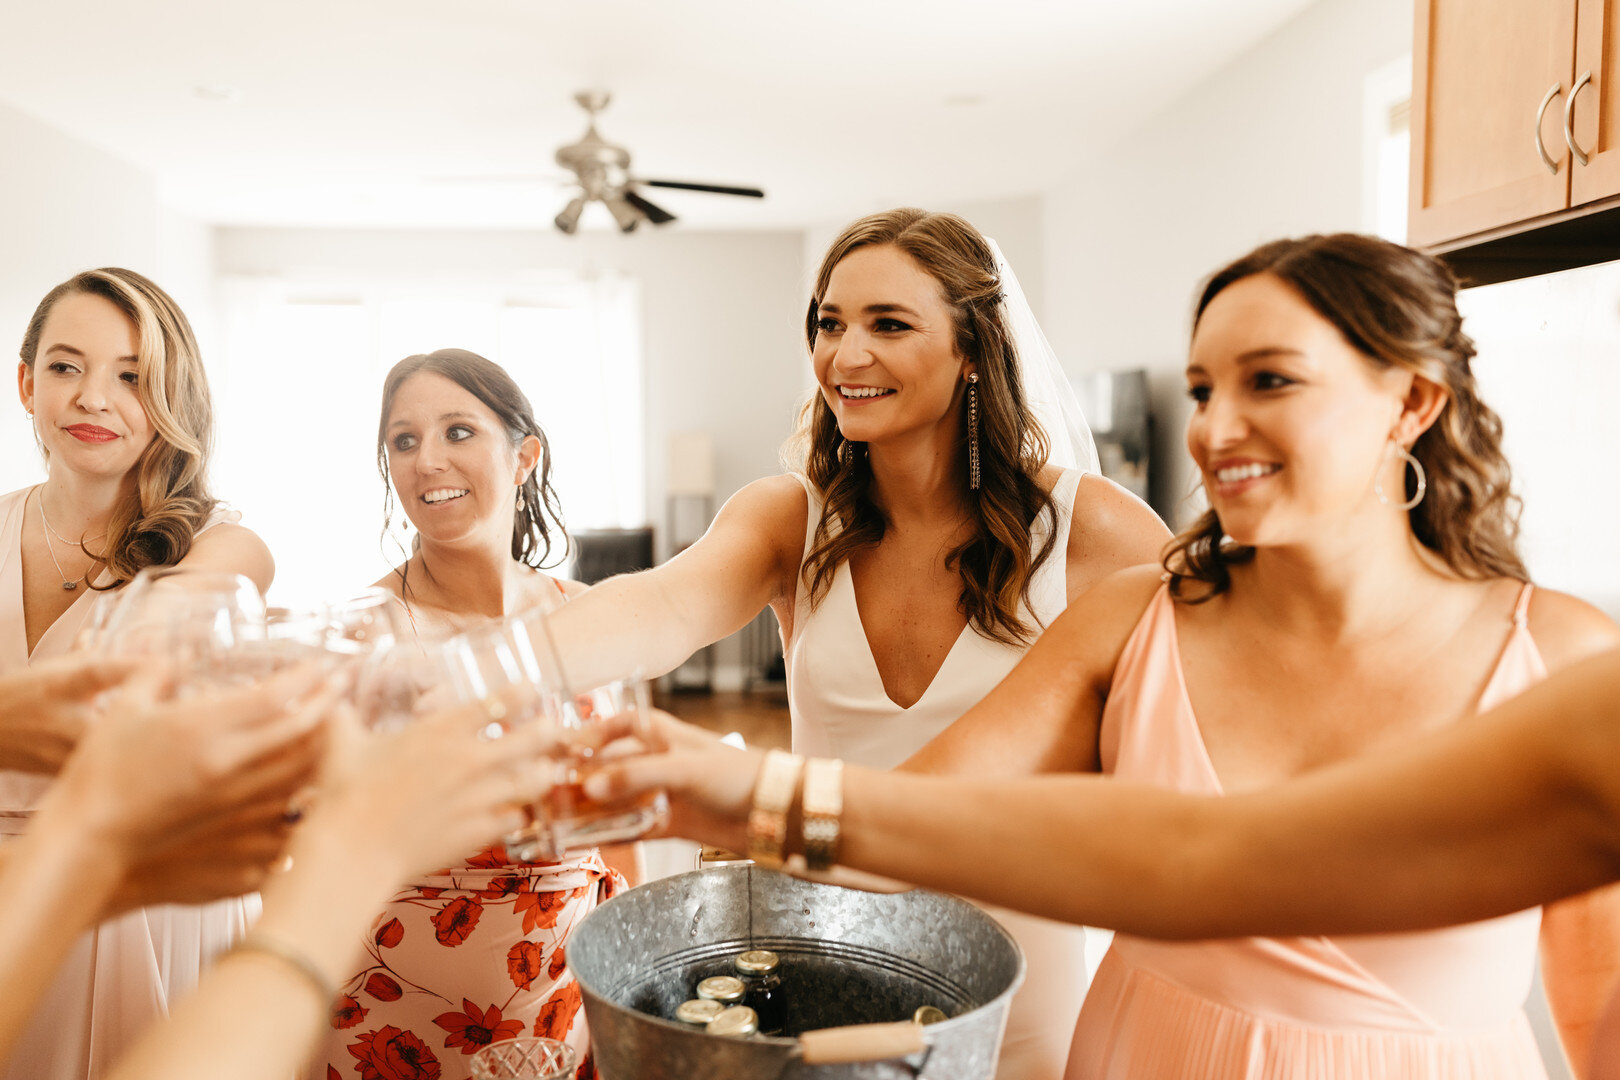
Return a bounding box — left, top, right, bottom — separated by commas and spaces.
1408, 0, 1576, 248
1571, 0, 1620, 205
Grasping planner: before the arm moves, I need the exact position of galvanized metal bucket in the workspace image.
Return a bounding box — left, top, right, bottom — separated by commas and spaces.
568, 866, 1024, 1080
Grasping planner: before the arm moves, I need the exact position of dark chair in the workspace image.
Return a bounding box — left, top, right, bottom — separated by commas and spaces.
570, 527, 655, 585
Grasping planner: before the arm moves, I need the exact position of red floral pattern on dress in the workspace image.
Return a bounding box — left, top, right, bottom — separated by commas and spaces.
365, 973, 404, 1002
433, 999, 525, 1055
433, 897, 483, 946
507, 940, 544, 991
347, 1025, 442, 1080
533, 982, 583, 1043
375, 918, 405, 949
333, 995, 368, 1029
311, 851, 617, 1080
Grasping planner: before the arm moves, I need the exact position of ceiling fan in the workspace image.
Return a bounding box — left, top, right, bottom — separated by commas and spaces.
553, 90, 765, 234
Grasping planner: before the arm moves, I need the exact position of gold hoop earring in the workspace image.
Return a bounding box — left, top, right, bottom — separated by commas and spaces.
1374, 439, 1426, 512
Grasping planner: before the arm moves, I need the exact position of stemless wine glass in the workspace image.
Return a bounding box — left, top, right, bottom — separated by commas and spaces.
354, 635, 460, 732
98, 567, 269, 690
503, 606, 669, 861
326, 588, 407, 652
468, 1037, 576, 1080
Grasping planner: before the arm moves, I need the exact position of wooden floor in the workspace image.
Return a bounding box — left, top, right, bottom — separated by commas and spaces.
653, 686, 791, 751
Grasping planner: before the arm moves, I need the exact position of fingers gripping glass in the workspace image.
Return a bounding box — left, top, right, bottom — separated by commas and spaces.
498, 607, 669, 861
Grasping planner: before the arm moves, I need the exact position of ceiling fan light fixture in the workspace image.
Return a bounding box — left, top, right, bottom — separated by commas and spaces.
603, 193, 642, 233
555, 195, 587, 235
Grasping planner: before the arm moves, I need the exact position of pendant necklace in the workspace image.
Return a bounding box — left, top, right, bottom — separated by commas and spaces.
32, 487, 96, 592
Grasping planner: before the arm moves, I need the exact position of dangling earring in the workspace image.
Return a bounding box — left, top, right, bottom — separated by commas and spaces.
838, 438, 853, 468
966, 372, 981, 491
1374, 438, 1426, 511
515, 485, 525, 511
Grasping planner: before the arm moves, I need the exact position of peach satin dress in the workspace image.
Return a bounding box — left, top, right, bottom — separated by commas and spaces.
0, 484, 257, 1080
788, 470, 1095, 1080
1067, 582, 1550, 1080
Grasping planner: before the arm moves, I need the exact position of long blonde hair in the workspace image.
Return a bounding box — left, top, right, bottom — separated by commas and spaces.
789, 208, 1058, 645
19, 268, 218, 586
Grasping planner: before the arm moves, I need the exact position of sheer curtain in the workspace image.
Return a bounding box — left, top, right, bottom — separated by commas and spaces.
213, 273, 643, 604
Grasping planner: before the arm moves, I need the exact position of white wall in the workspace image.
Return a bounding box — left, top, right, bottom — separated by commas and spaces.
1042, 0, 1412, 525
0, 99, 172, 494
214, 225, 807, 683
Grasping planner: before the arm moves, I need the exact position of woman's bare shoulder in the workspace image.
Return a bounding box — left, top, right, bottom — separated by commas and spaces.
1525, 585, 1620, 672
1062, 473, 1171, 598
181, 522, 275, 594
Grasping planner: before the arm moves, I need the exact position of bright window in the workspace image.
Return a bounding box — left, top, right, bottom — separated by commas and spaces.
214, 275, 643, 605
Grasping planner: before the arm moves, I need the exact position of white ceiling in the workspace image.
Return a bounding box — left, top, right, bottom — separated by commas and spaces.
0, 0, 1322, 231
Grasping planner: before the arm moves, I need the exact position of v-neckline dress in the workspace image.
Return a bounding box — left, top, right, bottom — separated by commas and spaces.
0, 483, 257, 1080
1066, 582, 1550, 1080
787, 469, 1100, 1080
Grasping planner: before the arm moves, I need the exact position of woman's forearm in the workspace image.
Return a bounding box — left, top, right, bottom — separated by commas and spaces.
106, 818, 407, 1080
838, 649, 1620, 938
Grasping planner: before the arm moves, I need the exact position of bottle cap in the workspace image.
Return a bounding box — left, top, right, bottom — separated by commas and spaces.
913, 1005, 949, 1025
706, 1005, 760, 1038
675, 998, 726, 1026
695, 975, 746, 1004
734, 949, 780, 975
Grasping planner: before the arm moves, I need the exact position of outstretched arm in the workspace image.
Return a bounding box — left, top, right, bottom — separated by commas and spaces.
594, 647, 1620, 939
547, 475, 808, 689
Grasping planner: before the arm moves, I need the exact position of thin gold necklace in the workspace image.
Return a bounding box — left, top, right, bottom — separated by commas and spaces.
31, 489, 85, 592
36, 487, 108, 546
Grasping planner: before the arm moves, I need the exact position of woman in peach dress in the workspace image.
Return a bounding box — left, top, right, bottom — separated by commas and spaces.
2, 268, 277, 1080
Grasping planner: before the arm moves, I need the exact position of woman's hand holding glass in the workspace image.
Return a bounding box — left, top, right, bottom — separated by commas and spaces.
38, 659, 340, 910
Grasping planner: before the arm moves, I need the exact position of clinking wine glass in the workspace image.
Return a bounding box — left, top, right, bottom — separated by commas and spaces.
97, 567, 270, 692
502, 606, 669, 861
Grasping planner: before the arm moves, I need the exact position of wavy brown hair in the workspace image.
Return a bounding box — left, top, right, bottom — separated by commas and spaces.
377, 349, 567, 592
789, 208, 1057, 645
1164, 233, 1526, 602
20, 268, 218, 588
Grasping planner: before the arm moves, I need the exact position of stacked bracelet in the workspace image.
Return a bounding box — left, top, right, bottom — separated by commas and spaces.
232, 932, 336, 1005
800, 758, 844, 872
746, 749, 804, 868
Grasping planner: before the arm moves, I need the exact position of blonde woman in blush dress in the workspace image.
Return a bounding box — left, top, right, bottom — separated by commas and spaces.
3, 268, 281, 1080
544, 208, 1171, 1080
306, 350, 621, 1080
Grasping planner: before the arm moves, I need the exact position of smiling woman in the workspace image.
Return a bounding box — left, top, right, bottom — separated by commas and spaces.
2, 267, 277, 1080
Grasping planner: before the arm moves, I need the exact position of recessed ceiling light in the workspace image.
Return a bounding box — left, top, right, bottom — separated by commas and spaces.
193, 84, 242, 104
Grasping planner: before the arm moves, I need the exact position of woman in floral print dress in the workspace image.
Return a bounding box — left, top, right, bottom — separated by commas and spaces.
307, 349, 622, 1080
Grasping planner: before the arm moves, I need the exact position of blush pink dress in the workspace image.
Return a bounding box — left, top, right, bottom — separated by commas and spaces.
0, 484, 257, 1080
788, 469, 1096, 1080
1066, 582, 1550, 1080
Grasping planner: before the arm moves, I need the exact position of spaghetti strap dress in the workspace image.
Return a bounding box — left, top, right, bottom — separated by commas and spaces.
787, 469, 1095, 1080
0, 483, 258, 1080
308, 575, 620, 1080
1066, 582, 1550, 1080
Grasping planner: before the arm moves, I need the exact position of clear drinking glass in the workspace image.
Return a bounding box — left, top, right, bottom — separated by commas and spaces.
97, 568, 270, 690
537, 674, 669, 857
326, 588, 406, 652
354, 635, 459, 732
468, 1037, 576, 1080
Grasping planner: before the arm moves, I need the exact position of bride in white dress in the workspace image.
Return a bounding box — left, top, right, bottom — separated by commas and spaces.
548, 208, 1169, 1079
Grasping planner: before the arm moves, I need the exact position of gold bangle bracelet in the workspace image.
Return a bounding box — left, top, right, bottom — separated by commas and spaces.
232, 933, 336, 1005
800, 757, 844, 872
746, 749, 804, 868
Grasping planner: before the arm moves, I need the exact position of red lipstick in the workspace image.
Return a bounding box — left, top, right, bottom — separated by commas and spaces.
64, 425, 118, 443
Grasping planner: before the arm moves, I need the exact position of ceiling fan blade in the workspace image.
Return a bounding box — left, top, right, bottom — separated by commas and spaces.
624, 189, 678, 225
640, 179, 765, 198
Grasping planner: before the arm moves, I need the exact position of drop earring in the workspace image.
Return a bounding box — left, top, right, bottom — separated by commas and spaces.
966, 372, 980, 491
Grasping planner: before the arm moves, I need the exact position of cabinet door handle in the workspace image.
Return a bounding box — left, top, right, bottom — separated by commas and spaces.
1536, 82, 1565, 173
1565, 70, 1593, 166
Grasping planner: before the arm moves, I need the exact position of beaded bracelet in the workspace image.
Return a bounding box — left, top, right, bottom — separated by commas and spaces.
800, 757, 844, 872
746, 749, 804, 868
